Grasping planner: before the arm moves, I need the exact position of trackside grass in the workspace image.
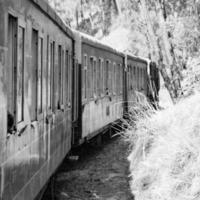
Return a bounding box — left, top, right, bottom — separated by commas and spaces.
124, 92, 200, 200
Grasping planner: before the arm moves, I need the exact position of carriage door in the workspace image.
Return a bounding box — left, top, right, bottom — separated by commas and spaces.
72, 60, 81, 145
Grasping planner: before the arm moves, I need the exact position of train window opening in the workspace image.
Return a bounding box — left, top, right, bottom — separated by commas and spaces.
133, 66, 136, 90
111, 62, 114, 94
68, 54, 71, 105
31, 29, 38, 121
139, 68, 141, 90
58, 45, 62, 109
128, 65, 130, 91
113, 63, 116, 94
98, 58, 101, 96
101, 59, 104, 95
38, 37, 43, 114
131, 66, 133, 90
141, 68, 143, 90
93, 59, 97, 97
137, 67, 139, 90
120, 64, 122, 94
130, 66, 131, 90
105, 60, 109, 93
116, 64, 120, 95
47, 35, 51, 110
83, 54, 87, 99
129, 65, 131, 91
65, 50, 69, 105
8, 15, 18, 131
7, 15, 26, 132
140, 68, 141, 90
136, 67, 138, 90
109, 61, 112, 92
62, 49, 64, 105
50, 41, 55, 111
89, 57, 94, 98
17, 26, 25, 123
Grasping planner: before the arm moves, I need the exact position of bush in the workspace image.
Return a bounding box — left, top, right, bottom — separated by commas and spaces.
125, 92, 200, 200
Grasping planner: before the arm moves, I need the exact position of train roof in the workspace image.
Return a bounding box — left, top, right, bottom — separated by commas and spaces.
73, 30, 125, 57
31, 0, 73, 39
126, 52, 150, 64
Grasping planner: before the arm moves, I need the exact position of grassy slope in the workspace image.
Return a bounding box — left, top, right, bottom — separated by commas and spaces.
127, 79, 200, 200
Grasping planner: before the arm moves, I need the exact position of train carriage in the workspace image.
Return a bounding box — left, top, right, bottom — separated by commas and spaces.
72, 32, 124, 145
125, 54, 149, 110
0, 0, 73, 199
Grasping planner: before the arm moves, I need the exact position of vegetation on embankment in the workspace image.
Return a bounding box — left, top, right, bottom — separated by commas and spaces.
125, 92, 200, 200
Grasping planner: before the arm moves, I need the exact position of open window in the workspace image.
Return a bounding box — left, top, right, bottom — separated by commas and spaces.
105, 60, 109, 94
83, 54, 87, 100
7, 14, 25, 133
89, 57, 94, 98
57, 45, 63, 109
38, 37, 43, 115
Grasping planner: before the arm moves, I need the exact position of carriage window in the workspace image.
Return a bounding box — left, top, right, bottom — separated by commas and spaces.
58, 45, 62, 109
127, 65, 130, 91
120, 64, 123, 94
110, 62, 113, 93
8, 15, 18, 127
97, 58, 101, 96
113, 63, 116, 94
105, 60, 109, 92
129, 66, 132, 90
141, 68, 143, 90
50, 41, 55, 111
101, 59, 104, 95
133, 66, 136, 90
62, 50, 64, 104
90, 57, 94, 98
68, 54, 71, 105
38, 37, 43, 114
109, 61, 112, 92
47, 36, 51, 109
136, 67, 138, 90
83, 55, 87, 99
65, 50, 69, 105
129, 65, 132, 91
140, 68, 142, 90
17, 26, 25, 122
132, 66, 134, 90
93, 59, 97, 96
116, 64, 120, 95
31, 29, 38, 121
138, 68, 140, 90
8, 15, 26, 132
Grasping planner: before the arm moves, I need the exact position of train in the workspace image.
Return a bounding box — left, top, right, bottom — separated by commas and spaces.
0, 0, 160, 199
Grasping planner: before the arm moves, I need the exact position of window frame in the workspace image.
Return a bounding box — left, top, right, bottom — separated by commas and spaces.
57, 44, 63, 110
83, 54, 88, 101
119, 64, 123, 95
17, 19, 26, 127
7, 13, 27, 133
37, 33, 44, 120
93, 57, 97, 98
100, 58, 104, 97
89, 56, 94, 99
113, 62, 116, 95
105, 59, 110, 94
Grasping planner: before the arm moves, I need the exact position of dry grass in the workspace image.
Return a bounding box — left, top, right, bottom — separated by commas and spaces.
124, 92, 200, 200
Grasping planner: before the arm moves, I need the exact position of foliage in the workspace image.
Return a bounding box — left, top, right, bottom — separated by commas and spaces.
48, 0, 200, 99
125, 92, 200, 200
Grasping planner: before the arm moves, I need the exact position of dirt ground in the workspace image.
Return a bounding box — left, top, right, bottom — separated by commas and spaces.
43, 136, 134, 200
